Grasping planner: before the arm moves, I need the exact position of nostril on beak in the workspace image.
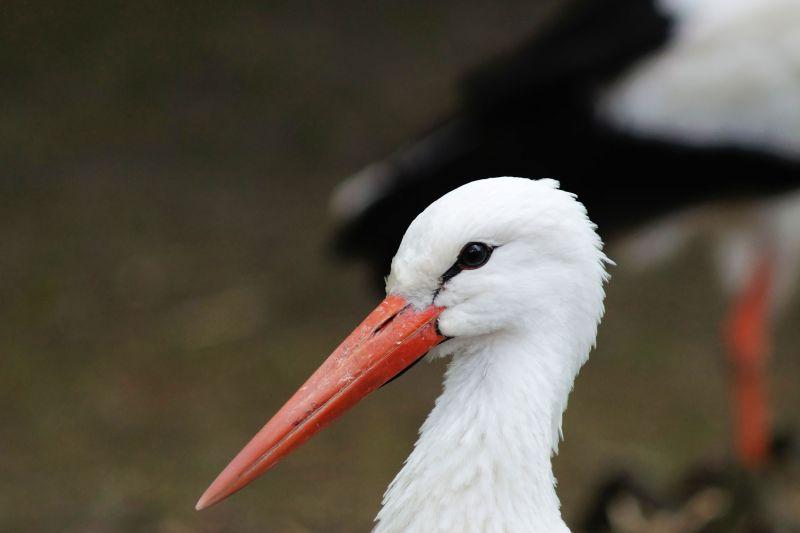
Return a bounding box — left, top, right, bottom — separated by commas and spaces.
372, 306, 408, 335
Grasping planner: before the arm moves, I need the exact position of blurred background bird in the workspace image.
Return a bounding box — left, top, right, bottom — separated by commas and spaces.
2, 0, 799, 531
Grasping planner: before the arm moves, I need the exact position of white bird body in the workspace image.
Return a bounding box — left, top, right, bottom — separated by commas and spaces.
375, 178, 609, 532
603, 0, 800, 160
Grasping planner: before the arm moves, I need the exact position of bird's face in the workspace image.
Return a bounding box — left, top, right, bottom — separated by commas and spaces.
388, 177, 608, 350
197, 177, 608, 510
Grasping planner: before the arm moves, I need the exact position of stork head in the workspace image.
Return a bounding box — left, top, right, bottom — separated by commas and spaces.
196, 177, 608, 510
388, 177, 608, 353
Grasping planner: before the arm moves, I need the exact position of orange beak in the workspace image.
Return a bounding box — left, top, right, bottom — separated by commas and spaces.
195, 294, 445, 510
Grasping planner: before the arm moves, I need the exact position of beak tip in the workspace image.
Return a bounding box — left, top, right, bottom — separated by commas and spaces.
195, 488, 218, 511
195, 496, 209, 512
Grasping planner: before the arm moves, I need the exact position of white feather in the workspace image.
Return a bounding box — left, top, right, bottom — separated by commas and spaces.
601, 0, 800, 160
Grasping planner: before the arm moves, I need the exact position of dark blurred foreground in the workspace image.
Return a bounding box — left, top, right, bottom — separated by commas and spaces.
1, 2, 799, 532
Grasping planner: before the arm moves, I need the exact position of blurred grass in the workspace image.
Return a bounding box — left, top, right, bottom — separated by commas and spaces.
1, 2, 798, 532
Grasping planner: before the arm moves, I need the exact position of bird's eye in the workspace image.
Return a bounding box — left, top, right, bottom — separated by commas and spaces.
457, 242, 492, 269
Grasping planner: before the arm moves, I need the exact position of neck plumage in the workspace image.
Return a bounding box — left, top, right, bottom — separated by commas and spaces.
374, 330, 585, 533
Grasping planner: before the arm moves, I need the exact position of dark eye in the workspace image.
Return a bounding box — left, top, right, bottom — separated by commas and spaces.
457, 242, 492, 269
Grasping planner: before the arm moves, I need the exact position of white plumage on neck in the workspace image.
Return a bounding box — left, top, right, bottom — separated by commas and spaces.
376, 335, 572, 533
374, 178, 609, 532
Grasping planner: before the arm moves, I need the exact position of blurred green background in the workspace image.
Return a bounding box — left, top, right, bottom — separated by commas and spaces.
2, 1, 799, 531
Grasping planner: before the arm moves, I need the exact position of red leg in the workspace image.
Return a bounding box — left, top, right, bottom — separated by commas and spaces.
722, 253, 774, 470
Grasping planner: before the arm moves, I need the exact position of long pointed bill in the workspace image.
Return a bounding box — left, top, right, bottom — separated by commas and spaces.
196, 294, 445, 510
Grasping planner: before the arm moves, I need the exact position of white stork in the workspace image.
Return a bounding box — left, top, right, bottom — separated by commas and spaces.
196, 177, 609, 532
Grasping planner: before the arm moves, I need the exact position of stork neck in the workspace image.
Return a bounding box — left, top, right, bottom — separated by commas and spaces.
374, 332, 577, 533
